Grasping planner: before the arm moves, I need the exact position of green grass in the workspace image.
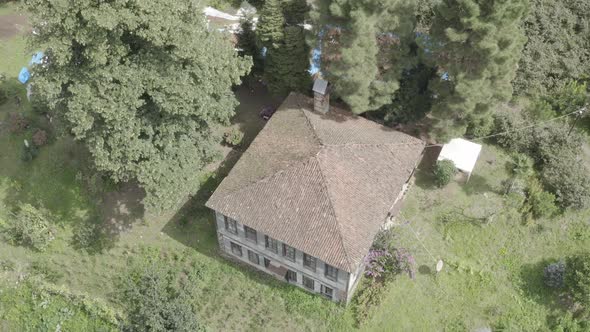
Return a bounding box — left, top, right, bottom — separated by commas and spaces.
359, 145, 590, 331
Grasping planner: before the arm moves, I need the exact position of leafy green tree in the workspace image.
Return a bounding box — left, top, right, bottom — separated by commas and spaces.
257, 0, 286, 49
514, 0, 590, 96
265, 26, 311, 96
545, 80, 589, 116
24, 0, 251, 212
6, 204, 54, 251
312, 0, 417, 113
426, 0, 528, 139
121, 260, 201, 331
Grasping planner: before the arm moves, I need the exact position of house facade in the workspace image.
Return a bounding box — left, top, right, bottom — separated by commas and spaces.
214, 211, 363, 302
206, 87, 424, 303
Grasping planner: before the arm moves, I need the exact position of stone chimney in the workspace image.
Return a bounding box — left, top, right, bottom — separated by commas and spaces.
312, 78, 330, 114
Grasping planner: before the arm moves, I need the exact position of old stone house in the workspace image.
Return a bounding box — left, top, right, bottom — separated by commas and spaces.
206, 84, 424, 303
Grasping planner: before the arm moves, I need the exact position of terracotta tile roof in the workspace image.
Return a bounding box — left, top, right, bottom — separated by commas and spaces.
206, 93, 425, 272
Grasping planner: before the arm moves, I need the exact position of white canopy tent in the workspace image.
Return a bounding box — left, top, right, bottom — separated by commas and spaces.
437, 138, 482, 180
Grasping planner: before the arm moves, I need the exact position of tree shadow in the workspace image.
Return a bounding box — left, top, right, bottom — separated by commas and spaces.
161, 148, 242, 260
462, 173, 495, 196
414, 145, 441, 189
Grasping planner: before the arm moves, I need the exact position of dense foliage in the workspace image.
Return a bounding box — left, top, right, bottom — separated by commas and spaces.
434, 159, 456, 187
565, 253, 590, 307
24, 0, 251, 212
121, 259, 202, 331
5, 204, 54, 251
514, 0, 590, 96
312, 0, 416, 113
426, 0, 528, 139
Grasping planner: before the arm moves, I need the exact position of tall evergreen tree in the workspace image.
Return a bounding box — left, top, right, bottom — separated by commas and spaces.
312, 0, 417, 114
238, 18, 263, 73
257, 0, 286, 49
283, 0, 309, 25
426, 0, 527, 139
265, 26, 311, 95
24, 0, 251, 212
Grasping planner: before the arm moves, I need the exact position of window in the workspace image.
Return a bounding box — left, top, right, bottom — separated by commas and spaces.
230, 242, 242, 257
302, 275, 315, 290
244, 226, 257, 243
321, 285, 333, 299
248, 250, 259, 265
264, 257, 271, 268
303, 253, 316, 272
282, 244, 296, 262
324, 264, 338, 281
265, 236, 278, 253
286, 269, 297, 283
224, 216, 237, 234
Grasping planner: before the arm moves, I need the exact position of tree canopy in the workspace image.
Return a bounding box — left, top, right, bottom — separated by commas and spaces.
312, 0, 417, 114
24, 0, 251, 212
425, 0, 528, 139
514, 0, 590, 96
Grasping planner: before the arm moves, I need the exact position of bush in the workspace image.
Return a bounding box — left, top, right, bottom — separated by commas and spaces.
223, 128, 244, 147
527, 178, 559, 218
5, 204, 54, 251
551, 312, 589, 332
8, 113, 29, 134
121, 260, 201, 331
565, 253, 590, 306
466, 114, 494, 138
541, 152, 590, 209
434, 159, 456, 187
32, 129, 48, 147
544, 261, 566, 289
30, 260, 64, 282
492, 111, 533, 152
20, 140, 39, 162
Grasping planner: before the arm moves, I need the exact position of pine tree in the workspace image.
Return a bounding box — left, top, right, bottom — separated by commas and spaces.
265, 26, 311, 95
257, 0, 286, 49
24, 0, 251, 212
312, 0, 417, 114
283, 0, 309, 25
238, 18, 263, 73
427, 0, 527, 139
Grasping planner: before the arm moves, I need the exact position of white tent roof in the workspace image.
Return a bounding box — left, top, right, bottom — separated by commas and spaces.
437, 138, 482, 174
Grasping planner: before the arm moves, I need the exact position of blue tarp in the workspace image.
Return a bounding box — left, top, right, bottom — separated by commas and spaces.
18, 67, 30, 84
30, 51, 44, 65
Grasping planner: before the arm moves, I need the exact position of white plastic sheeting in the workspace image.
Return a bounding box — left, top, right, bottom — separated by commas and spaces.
437, 138, 482, 176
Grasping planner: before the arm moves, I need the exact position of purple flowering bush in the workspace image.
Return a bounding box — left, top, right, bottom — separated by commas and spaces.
364, 248, 416, 281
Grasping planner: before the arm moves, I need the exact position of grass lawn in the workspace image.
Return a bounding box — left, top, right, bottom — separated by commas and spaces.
2, 3, 590, 331
361, 145, 590, 331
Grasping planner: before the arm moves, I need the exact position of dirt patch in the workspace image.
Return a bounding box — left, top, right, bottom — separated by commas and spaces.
0, 14, 29, 40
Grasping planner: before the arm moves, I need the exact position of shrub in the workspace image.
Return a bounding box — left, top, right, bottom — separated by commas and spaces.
550, 312, 589, 332
434, 159, 456, 187
32, 129, 48, 147
544, 261, 566, 289
492, 111, 533, 152
541, 152, 590, 209
8, 113, 29, 134
565, 253, 590, 306
20, 140, 39, 162
223, 128, 244, 147
121, 260, 201, 331
5, 204, 54, 251
466, 114, 494, 138
527, 178, 559, 218
30, 260, 64, 282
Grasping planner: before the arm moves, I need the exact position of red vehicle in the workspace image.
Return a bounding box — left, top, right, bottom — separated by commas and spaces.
259, 106, 277, 121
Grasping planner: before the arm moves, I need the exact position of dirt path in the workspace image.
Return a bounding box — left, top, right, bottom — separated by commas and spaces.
0, 13, 29, 40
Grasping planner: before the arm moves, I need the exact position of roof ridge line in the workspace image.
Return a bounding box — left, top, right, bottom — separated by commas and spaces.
298, 102, 324, 149
314, 152, 354, 272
